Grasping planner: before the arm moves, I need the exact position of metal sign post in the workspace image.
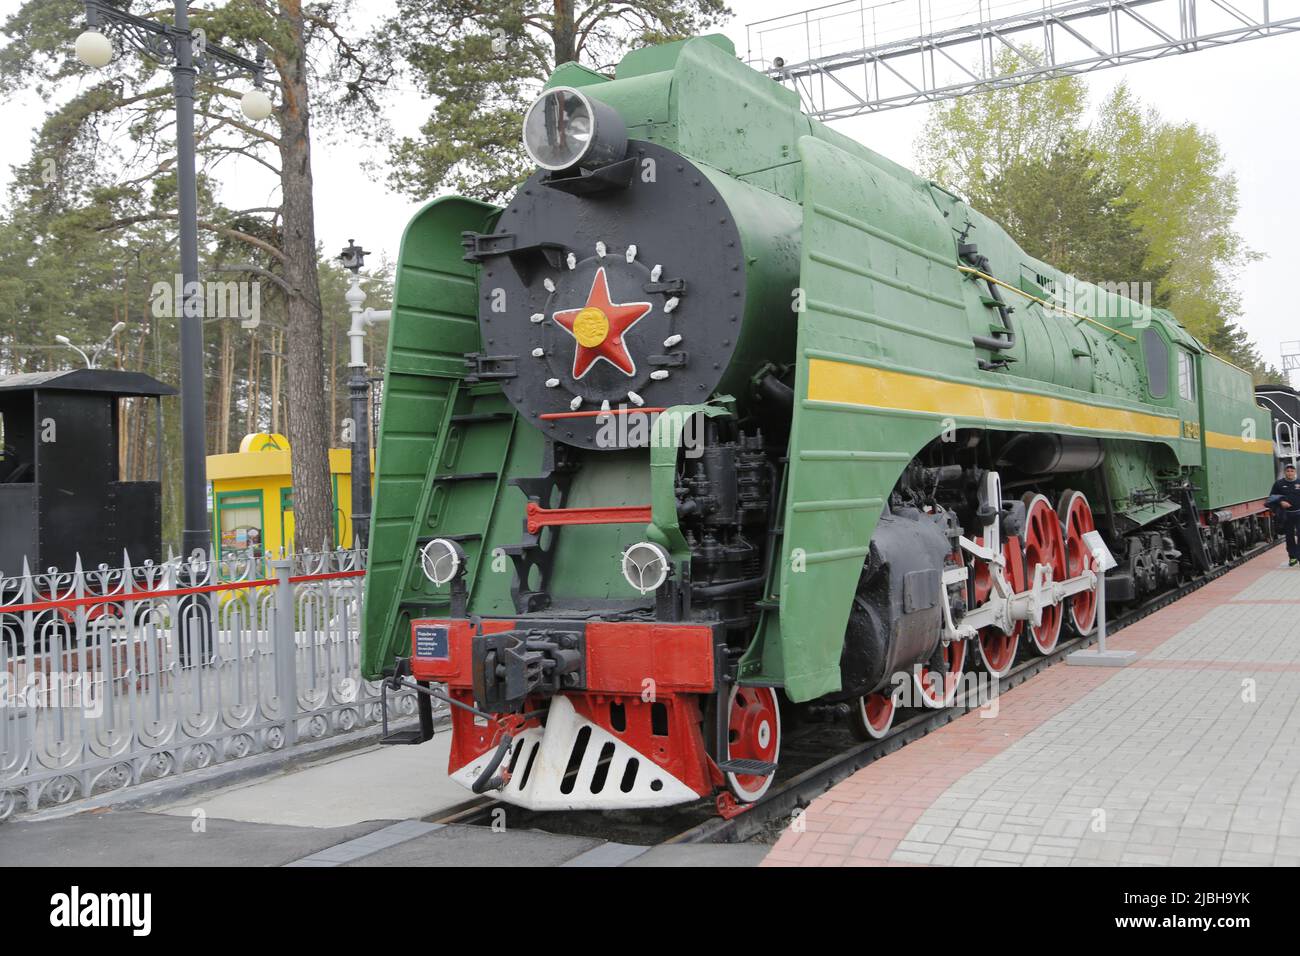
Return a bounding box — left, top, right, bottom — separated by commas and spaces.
1068, 531, 1136, 667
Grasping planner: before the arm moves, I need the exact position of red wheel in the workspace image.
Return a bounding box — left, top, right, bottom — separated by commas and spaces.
916, 638, 967, 708
1022, 493, 1067, 654
971, 535, 1023, 678
1058, 490, 1098, 636
725, 685, 780, 802
848, 686, 897, 740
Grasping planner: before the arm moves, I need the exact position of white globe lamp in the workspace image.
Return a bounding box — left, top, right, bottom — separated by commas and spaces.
240, 88, 274, 122
74, 30, 114, 69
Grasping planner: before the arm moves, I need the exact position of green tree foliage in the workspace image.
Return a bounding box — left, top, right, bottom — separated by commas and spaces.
1203, 320, 1274, 380
916, 49, 1088, 212
916, 54, 1272, 379
1093, 84, 1260, 347
982, 143, 1168, 305
378, 0, 730, 202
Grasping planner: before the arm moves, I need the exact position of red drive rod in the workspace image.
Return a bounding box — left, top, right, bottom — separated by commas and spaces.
525, 501, 653, 535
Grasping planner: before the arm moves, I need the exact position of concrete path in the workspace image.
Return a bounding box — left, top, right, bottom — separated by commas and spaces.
154, 734, 467, 827
1, 725, 762, 866
0, 810, 389, 867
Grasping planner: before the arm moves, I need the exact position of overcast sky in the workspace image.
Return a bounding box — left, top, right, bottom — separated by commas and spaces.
2, 0, 1295, 373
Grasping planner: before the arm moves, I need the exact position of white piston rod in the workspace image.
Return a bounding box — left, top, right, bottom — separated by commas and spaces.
940, 471, 1098, 643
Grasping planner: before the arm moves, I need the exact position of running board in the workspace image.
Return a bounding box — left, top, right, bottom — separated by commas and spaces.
380, 728, 431, 746
717, 759, 777, 777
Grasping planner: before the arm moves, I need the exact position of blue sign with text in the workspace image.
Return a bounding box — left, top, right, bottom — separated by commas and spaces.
414, 624, 449, 660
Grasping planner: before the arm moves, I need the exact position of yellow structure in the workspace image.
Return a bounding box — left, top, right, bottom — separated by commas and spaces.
206, 432, 374, 557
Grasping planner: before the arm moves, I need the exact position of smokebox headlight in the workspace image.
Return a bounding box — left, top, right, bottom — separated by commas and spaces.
522, 86, 627, 172
419, 538, 465, 587
621, 541, 670, 595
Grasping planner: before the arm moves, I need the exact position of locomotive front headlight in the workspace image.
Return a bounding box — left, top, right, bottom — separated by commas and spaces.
621, 541, 670, 595
522, 86, 627, 172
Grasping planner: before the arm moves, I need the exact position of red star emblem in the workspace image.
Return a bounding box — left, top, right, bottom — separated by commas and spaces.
551, 267, 652, 379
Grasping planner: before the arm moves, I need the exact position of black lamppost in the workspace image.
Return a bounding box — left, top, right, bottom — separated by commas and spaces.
75, 0, 274, 561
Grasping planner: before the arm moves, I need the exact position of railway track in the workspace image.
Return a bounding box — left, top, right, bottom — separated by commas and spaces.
425, 540, 1280, 848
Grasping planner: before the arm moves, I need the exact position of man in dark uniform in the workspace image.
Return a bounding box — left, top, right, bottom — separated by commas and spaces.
1270, 464, 1300, 566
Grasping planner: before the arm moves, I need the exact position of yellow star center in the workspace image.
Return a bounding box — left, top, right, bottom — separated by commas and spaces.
572, 306, 610, 348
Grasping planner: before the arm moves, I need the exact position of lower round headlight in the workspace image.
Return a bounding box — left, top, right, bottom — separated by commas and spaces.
621, 541, 670, 594
418, 538, 465, 587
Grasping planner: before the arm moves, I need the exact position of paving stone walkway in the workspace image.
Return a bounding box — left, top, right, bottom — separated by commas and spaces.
763, 547, 1300, 867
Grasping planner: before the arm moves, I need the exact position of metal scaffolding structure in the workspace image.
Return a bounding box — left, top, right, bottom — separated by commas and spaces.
747, 0, 1300, 119
1281, 341, 1300, 386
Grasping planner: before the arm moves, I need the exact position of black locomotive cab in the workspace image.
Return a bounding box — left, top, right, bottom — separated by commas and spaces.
1256, 382, 1300, 479
0, 369, 176, 578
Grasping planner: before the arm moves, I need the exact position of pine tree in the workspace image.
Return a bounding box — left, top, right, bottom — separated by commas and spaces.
378, 0, 730, 202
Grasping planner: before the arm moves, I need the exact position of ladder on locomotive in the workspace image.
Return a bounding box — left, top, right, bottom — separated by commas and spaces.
415, 382, 517, 608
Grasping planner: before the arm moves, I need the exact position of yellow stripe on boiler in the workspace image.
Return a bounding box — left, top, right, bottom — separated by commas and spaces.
806, 359, 1182, 439
1205, 431, 1274, 455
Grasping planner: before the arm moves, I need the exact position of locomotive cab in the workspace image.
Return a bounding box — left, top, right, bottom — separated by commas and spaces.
0, 368, 175, 579
1256, 382, 1300, 478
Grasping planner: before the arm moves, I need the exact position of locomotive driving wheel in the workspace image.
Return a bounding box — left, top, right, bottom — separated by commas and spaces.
915, 549, 970, 708
724, 685, 781, 803
1022, 493, 1067, 655
848, 685, 900, 740
915, 638, 967, 708
970, 534, 1023, 678
1058, 490, 1099, 636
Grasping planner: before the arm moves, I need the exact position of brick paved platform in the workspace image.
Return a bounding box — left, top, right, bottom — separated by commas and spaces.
764, 545, 1300, 867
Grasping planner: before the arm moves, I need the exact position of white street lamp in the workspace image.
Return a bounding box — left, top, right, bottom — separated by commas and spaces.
53, 323, 128, 369
76, 16, 271, 121
54, 335, 92, 368
240, 88, 274, 121
74, 29, 114, 68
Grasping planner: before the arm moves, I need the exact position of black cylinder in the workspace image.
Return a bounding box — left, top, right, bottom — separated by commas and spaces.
997, 433, 1105, 475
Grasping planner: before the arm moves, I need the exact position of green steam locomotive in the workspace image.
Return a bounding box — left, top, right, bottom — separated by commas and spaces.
360, 34, 1274, 812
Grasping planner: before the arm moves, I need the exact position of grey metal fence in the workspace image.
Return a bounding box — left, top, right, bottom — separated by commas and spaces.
0, 548, 418, 822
